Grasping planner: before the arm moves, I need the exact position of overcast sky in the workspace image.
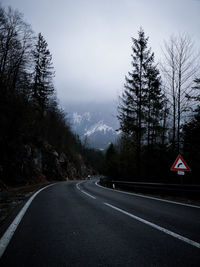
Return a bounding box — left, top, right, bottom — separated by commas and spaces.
1, 0, 200, 104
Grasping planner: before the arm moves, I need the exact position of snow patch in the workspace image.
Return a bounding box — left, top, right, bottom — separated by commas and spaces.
116, 129, 122, 135
83, 112, 91, 121
84, 121, 114, 136
72, 112, 91, 124
73, 112, 82, 124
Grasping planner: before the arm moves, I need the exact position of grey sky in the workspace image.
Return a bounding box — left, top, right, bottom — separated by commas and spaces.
1, 0, 200, 104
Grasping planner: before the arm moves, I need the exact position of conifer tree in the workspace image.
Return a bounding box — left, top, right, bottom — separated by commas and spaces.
104, 143, 118, 179
118, 28, 154, 177
32, 33, 54, 113
186, 78, 200, 108
183, 84, 200, 184
145, 63, 166, 149
118, 28, 166, 178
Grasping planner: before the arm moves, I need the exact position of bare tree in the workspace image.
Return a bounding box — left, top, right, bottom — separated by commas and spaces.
0, 6, 33, 93
161, 34, 199, 152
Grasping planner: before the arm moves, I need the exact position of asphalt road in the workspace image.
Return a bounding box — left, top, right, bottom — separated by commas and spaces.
0, 178, 200, 266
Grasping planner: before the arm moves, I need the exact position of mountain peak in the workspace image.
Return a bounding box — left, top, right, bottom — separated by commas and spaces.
84, 120, 114, 137
64, 102, 120, 150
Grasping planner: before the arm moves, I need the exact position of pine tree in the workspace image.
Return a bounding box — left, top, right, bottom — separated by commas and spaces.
183, 94, 200, 184
118, 28, 154, 177
32, 33, 54, 113
104, 143, 118, 179
145, 63, 166, 150
186, 78, 200, 108
118, 28, 167, 179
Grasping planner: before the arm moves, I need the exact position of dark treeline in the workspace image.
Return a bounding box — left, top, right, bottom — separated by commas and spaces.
104, 28, 200, 184
0, 6, 102, 185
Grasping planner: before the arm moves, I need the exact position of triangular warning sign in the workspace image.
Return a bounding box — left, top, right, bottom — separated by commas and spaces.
171, 155, 191, 171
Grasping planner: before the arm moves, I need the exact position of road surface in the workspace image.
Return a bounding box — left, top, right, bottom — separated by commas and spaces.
0, 178, 200, 266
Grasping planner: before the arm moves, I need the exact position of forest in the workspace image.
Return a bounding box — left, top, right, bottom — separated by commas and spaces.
0, 5, 199, 187
104, 29, 200, 185
0, 5, 102, 186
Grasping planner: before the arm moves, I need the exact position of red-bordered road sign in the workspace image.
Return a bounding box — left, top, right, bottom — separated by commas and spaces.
171, 154, 191, 171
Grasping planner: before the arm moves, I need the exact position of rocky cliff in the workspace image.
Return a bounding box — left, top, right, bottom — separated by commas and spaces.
0, 141, 93, 187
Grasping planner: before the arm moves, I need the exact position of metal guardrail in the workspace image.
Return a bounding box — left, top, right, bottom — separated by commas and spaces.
99, 178, 200, 200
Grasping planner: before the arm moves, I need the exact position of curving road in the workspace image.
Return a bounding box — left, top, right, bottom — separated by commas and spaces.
0, 178, 200, 266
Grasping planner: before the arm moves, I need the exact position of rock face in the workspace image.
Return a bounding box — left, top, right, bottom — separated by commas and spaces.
1, 142, 92, 186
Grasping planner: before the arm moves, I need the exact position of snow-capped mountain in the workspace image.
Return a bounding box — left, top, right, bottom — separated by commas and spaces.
63, 101, 120, 150
84, 121, 114, 136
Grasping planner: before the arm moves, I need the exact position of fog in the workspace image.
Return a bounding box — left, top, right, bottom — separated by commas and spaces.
1, 0, 200, 103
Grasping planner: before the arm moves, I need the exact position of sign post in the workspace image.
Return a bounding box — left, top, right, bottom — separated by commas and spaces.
170, 155, 191, 176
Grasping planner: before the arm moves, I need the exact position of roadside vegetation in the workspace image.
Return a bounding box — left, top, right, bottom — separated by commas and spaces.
0, 4, 199, 187
0, 5, 103, 187
104, 29, 200, 184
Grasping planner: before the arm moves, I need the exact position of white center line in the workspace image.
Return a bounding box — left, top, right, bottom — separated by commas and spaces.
81, 190, 96, 199
104, 202, 200, 249
76, 181, 96, 199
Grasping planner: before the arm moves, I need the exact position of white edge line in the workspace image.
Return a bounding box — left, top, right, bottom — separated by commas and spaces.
0, 183, 57, 258
95, 181, 200, 209
76, 181, 96, 199
104, 202, 200, 249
